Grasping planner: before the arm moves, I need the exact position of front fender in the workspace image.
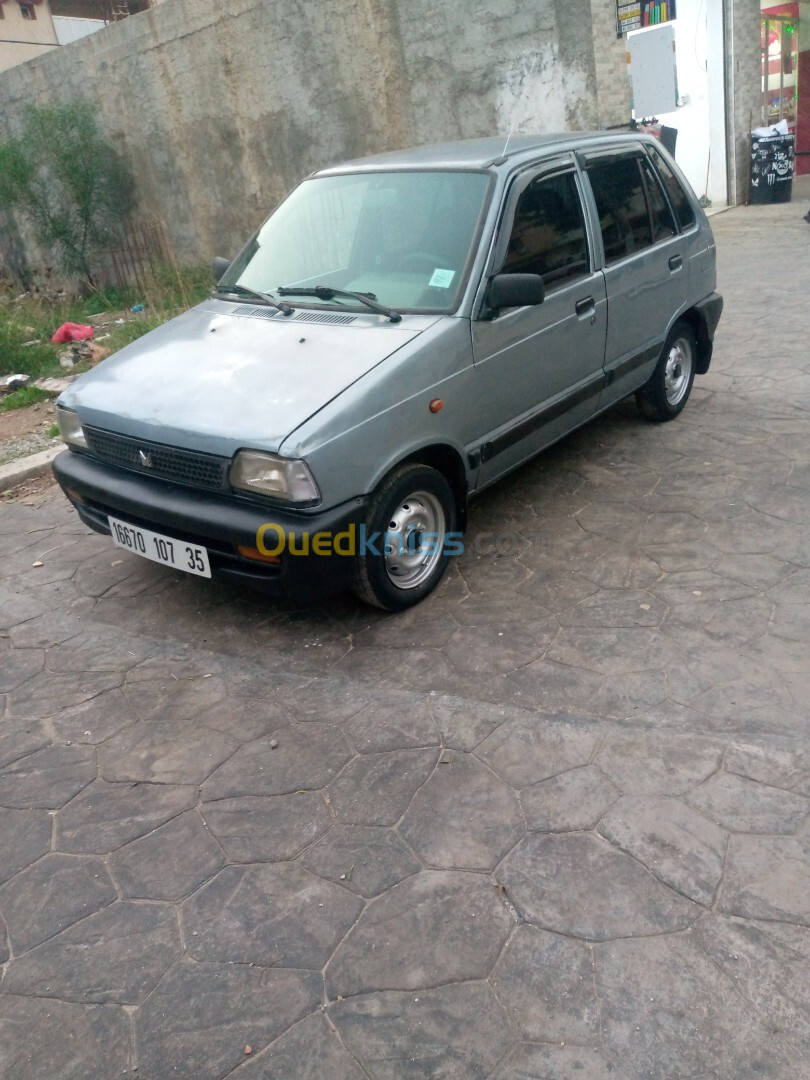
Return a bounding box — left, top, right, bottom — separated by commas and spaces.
282, 318, 479, 507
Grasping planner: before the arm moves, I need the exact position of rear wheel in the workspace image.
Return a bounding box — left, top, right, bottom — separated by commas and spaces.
636, 320, 697, 422
352, 463, 457, 611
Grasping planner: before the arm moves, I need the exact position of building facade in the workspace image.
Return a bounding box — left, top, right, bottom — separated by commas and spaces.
0, 0, 772, 273
0, 0, 163, 71
0, 1, 59, 73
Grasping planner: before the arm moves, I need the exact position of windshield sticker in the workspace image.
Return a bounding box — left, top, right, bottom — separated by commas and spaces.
428, 268, 456, 289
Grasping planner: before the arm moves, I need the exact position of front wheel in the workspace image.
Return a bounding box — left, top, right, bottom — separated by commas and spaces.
636, 320, 697, 422
352, 463, 457, 611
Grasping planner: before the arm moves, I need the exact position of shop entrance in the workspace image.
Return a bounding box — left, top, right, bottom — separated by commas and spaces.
761, 2, 807, 175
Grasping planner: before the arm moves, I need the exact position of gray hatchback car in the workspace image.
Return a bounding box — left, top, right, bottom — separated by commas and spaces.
54, 133, 722, 609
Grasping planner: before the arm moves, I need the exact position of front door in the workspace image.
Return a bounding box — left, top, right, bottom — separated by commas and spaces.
470, 160, 607, 488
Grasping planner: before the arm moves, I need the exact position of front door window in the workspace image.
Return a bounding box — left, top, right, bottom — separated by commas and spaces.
501, 171, 590, 291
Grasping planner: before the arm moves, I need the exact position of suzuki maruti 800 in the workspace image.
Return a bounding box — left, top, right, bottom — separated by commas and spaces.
54, 134, 722, 609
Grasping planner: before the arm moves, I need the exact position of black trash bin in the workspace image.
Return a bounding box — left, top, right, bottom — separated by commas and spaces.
749, 133, 795, 204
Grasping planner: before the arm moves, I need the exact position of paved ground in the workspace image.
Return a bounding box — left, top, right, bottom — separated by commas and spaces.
1, 187, 810, 1079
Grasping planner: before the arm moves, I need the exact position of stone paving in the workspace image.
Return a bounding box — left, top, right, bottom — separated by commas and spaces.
1, 189, 810, 1078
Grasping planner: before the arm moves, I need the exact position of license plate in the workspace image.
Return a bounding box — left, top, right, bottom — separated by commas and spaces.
108, 516, 211, 578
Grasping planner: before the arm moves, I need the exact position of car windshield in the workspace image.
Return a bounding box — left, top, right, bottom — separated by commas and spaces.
220, 169, 492, 314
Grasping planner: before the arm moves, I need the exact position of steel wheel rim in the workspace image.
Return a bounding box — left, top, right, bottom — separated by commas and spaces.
664, 336, 693, 406
383, 490, 446, 590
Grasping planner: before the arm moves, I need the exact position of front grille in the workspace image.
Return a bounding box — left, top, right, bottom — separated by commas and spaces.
83, 427, 230, 492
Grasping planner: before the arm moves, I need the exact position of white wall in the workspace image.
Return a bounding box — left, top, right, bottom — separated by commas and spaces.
630, 0, 728, 206
52, 17, 105, 46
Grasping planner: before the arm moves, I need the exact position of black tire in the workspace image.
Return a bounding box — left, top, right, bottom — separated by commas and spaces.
353, 463, 457, 611
636, 319, 697, 422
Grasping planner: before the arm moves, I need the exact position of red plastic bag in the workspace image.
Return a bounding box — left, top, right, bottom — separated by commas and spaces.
51, 322, 94, 344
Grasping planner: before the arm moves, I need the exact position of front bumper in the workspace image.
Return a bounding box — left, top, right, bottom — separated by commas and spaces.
52, 450, 367, 599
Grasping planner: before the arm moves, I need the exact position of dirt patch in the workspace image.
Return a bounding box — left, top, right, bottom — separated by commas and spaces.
0, 399, 58, 442
0, 471, 58, 504
0, 340, 109, 455
0, 398, 61, 466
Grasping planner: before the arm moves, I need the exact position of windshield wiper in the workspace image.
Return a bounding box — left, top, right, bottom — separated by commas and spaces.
276, 285, 402, 323
215, 283, 294, 316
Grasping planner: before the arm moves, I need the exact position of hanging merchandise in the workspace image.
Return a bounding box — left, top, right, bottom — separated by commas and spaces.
617, 0, 676, 36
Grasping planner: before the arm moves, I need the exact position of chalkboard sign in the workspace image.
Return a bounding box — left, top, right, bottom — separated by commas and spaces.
749, 133, 795, 204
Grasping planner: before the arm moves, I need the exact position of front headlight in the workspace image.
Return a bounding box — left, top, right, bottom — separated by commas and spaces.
229, 450, 320, 503
56, 406, 88, 449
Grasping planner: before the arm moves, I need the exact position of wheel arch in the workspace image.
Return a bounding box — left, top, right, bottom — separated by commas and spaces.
679, 295, 722, 376
393, 443, 469, 532
636, 314, 698, 422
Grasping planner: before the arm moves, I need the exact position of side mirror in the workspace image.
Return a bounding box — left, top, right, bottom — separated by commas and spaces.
212, 256, 231, 283
488, 273, 545, 312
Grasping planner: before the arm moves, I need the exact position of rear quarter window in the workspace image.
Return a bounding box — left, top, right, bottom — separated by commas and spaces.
646, 145, 696, 232
640, 158, 677, 242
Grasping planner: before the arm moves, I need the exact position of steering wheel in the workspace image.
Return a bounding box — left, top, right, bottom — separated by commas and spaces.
398, 251, 446, 274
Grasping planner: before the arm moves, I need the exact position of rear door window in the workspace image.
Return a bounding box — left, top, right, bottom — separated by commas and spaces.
585, 153, 682, 262
585, 155, 652, 265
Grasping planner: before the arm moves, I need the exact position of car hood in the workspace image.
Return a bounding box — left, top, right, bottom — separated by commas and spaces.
59, 301, 439, 456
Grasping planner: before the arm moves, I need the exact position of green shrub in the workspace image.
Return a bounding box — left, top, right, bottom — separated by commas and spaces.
0, 386, 50, 412
0, 102, 136, 288
0, 335, 53, 380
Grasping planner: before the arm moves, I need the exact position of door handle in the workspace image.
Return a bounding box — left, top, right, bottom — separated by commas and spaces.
668, 254, 683, 272
575, 297, 595, 319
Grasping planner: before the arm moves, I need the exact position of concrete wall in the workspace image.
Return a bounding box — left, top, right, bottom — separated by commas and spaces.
0, 0, 631, 270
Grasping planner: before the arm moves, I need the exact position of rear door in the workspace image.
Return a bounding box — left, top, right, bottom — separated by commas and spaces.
579, 146, 688, 409
470, 158, 607, 488
645, 142, 714, 302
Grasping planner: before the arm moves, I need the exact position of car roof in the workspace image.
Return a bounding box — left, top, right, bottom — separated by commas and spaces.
314, 132, 647, 176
